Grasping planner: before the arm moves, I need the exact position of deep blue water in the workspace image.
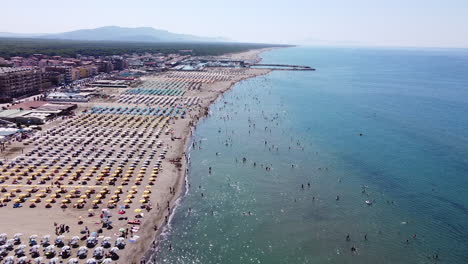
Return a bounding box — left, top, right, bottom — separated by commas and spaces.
153, 46, 468, 263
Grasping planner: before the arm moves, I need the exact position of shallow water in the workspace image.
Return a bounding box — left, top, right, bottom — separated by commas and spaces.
153, 46, 468, 263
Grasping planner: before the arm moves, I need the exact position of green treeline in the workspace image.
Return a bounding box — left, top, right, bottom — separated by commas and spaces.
0, 38, 289, 59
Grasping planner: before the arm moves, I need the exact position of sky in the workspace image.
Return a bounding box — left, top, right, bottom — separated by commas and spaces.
2, 0, 468, 48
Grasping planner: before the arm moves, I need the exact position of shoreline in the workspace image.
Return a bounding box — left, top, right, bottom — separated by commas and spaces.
0, 47, 277, 264
127, 48, 274, 264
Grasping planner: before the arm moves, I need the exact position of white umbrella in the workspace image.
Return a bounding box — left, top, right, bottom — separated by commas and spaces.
16, 244, 26, 250
18, 257, 28, 264
68, 258, 79, 264
110, 246, 119, 253
45, 245, 55, 251
49, 257, 60, 264
86, 258, 97, 264
4, 256, 15, 264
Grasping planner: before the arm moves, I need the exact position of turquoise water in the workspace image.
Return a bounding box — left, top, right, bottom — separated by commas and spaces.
153, 47, 468, 263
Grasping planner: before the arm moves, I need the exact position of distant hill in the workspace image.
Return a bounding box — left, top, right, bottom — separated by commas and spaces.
0, 26, 229, 43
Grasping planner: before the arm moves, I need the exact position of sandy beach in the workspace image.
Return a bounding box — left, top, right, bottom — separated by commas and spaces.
0, 48, 271, 264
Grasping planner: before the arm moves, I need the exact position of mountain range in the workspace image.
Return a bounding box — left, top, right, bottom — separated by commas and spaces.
0, 26, 229, 43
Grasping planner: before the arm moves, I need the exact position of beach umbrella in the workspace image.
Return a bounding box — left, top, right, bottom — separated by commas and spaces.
68, 258, 79, 264
86, 258, 97, 264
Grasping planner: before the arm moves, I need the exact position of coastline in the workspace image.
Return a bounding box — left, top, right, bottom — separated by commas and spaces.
0, 47, 275, 264
125, 48, 274, 264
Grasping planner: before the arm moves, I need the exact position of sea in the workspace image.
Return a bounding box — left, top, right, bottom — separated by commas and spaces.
152, 46, 468, 264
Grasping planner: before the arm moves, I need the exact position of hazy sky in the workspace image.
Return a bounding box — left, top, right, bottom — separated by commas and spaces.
2, 0, 468, 48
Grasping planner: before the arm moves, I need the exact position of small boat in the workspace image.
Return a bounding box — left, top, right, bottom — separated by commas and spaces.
365, 200, 372, 205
